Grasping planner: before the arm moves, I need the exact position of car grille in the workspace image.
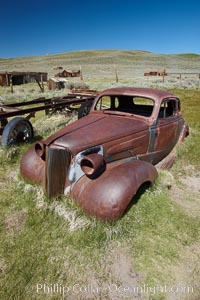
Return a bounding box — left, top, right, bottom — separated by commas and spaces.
45, 146, 71, 198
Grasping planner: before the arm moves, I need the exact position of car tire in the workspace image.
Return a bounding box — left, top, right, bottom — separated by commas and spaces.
2, 117, 34, 147
78, 101, 93, 119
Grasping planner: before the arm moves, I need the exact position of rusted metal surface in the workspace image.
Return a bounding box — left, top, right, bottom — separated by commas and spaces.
155, 153, 176, 170
72, 160, 157, 220
21, 145, 46, 185
0, 96, 90, 119
45, 146, 71, 198
20, 87, 189, 221
69, 89, 99, 97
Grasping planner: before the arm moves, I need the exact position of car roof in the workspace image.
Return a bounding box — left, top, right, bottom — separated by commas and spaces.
97, 87, 176, 103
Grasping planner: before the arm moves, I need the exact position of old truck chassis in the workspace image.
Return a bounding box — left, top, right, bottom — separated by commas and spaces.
0, 93, 95, 146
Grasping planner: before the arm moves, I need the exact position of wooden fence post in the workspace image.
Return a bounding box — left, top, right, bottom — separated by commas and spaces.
10, 75, 13, 93
41, 74, 44, 92
6, 71, 9, 86
115, 66, 118, 83
80, 66, 83, 80
36, 78, 44, 93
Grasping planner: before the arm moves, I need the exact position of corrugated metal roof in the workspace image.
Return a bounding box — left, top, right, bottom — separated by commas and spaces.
49, 77, 68, 83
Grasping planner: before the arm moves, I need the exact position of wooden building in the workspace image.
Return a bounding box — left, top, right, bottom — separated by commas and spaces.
0, 71, 48, 86
144, 69, 167, 76
48, 77, 68, 90
55, 69, 81, 78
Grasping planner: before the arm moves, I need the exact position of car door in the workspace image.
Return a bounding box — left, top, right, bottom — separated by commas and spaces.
153, 98, 182, 163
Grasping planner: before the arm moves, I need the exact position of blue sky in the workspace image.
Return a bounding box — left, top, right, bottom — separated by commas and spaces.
1, 0, 200, 58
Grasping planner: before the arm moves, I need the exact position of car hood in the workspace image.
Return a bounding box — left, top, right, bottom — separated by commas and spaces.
45, 113, 149, 155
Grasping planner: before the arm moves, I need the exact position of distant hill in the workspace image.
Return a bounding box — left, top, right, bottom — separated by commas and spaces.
0, 50, 200, 79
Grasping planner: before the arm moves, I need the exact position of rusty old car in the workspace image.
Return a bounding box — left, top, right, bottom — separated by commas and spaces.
21, 87, 189, 221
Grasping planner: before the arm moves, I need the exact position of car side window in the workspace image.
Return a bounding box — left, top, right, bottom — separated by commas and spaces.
158, 99, 180, 119
131, 97, 154, 117
95, 96, 119, 111
95, 96, 111, 110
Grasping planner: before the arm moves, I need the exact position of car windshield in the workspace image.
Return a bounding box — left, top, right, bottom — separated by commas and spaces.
95, 95, 155, 117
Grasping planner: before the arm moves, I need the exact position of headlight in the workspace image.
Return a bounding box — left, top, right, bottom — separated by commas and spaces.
35, 142, 46, 160
81, 153, 104, 175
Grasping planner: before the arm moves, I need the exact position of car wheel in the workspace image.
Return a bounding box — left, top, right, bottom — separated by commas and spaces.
2, 117, 34, 147
78, 101, 93, 119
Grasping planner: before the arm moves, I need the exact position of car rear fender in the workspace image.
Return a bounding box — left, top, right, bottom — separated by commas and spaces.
179, 123, 189, 142
71, 160, 158, 221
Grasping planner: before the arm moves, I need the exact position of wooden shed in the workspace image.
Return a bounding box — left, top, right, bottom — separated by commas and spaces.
0, 71, 48, 86
144, 69, 167, 76
48, 77, 68, 90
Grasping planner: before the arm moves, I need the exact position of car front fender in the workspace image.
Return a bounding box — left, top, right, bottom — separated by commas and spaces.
71, 159, 158, 221
20, 146, 45, 185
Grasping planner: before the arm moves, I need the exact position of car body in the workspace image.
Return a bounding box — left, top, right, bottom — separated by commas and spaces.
21, 87, 189, 221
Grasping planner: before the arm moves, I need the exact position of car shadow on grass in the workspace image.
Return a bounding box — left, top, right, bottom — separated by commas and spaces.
122, 182, 151, 217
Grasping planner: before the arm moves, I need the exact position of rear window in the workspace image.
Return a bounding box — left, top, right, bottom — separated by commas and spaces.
158, 98, 180, 118
95, 95, 154, 117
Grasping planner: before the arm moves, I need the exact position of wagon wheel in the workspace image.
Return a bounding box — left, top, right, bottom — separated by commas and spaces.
78, 101, 93, 119
1, 117, 34, 147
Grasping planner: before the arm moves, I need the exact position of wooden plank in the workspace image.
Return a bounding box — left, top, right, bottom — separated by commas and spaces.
0, 105, 21, 113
